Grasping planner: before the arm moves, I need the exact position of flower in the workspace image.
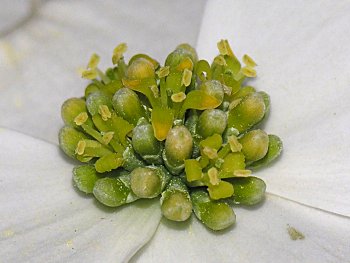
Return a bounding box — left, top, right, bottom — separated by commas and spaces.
1, 1, 350, 262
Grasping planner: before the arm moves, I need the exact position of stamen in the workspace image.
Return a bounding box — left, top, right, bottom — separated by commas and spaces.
112, 43, 127, 64
81, 69, 98, 80
228, 98, 242, 111
208, 167, 220, 185
202, 146, 218, 159
87, 53, 100, 69
233, 169, 252, 177
171, 92, 186, 103
150, 85, 159, 98
241, 66, 257, 78
102, 131, 114, 145
228, 135, 242, 152
213, 55, 226, 66
98, 105, 112, 121
75, 140, 86, 155
156, 66, 170, 78
217, 39, 235, 57
181, 68, 192, 87
243, 54, 257, 68
74, 112, 88, 126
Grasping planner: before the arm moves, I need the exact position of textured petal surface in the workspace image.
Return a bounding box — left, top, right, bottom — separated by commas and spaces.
197, 0, 350, 216
0, 129, 161, 263
131, 194, 350, 263
0, 0, 206, 144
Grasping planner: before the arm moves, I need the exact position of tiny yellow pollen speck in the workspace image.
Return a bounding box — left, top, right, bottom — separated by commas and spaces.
2, 229, 15, 238
98, 105, 112, 121
287, 225, 305, 240
74, 112, 88, 126
75, 140, 86, 155
14, 95, 23, 109
66, 239, 74, 248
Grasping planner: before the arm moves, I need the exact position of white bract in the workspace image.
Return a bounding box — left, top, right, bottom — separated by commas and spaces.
1, 1, 350, 262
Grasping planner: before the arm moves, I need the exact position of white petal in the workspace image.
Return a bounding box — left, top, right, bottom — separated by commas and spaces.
0, 128, 161, 263
196, 0, 350, 215
131, 194, 350, 263
0, 0, 205, 143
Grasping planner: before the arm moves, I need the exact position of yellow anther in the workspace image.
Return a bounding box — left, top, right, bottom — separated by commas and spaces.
243, 54, 257, 68
202, 146, 218, 159
217, 39, 235, 57
75, 140, 86, 155
228, 135, 242, 152
87, 53, 100, 69
150, 85, 159, 98
233, 169, 252, 177
81, 69, 98, 80
171, 92, 186, 103
181, 68, 192, 87
156, 66, 170, 78
222, 85, 232, 96
213, 55, 227, 66
74, 112, 88, 126
208, 167, 220, 185
98, 105, 112, 121
241, 66, 257, 78
228, 98, 242, 111
112, 43, 128, 64
102, 131, 114, 145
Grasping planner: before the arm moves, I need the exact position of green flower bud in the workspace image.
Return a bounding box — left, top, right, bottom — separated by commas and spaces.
191, 190, 236, 231
249, 134, 283, 170
128, 54, 159, 70
228, 92, 266, 133
61, 98, 92, 128
239, 129, 269, 162
84, 83, 100, 97
130, 166, 171, 198
229, 177, 266, 205
112, 88, 146, 125
232, 86, 256, 99
163, 125, 193, 175
126, 57, 155, 80
86, 91, 113, 116
197, 109, 227, 138
59, 126, 88, 159
132, 119, 162, 164
93, 175, 138, 207
176, 43, 198, 63
200, 80, 224, 104
165, 45, 197, 68
160, 177, 192, 222
73, 165, 100, 194
122, 147, 145, 171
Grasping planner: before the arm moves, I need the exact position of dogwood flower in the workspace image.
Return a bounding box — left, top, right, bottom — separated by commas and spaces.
1, 1, 349, 262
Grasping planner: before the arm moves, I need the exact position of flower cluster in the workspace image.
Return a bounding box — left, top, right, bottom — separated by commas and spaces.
59, 40, 282, 231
